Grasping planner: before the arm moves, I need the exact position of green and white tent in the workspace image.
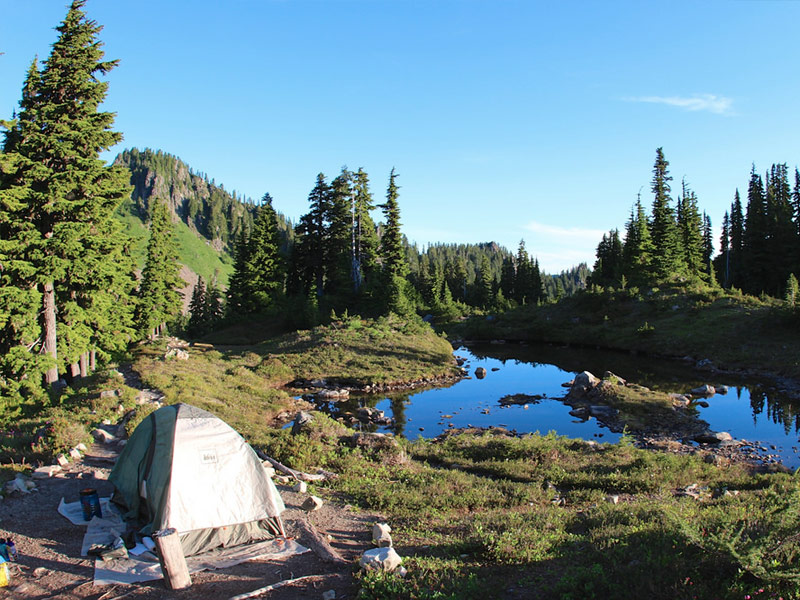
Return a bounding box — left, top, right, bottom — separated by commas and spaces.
109, 403, 285, 556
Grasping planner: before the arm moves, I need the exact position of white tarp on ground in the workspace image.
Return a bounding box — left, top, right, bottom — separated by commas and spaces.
58, 498, 309, 586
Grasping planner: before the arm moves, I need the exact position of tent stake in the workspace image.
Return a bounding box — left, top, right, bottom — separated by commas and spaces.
228, 574, 320, 600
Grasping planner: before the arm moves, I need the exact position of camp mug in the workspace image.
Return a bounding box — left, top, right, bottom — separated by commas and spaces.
80, 488, 103, 520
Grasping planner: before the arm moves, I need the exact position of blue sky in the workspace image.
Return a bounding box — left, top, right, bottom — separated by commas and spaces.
2, 1, 800, 273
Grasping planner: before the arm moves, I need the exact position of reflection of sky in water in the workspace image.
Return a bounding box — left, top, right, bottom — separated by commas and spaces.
361, 346, 800, 468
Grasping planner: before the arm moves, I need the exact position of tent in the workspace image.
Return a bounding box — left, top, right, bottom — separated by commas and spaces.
109, 403, 285, 557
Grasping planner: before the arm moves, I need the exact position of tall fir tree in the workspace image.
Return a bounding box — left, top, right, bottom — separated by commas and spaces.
649, 148, 682, 279
676, 180, 705, 278
622, 198, 655, 285
0, 0, 134, 387
743, 166, 768, 294
729, 190, 745, 289
135, 198, 183, 338
326, 169, 356, 300
352, 168, 379, 291
378, 168, 410, 314
292, 174, 330, 298
765, 164, 796, 295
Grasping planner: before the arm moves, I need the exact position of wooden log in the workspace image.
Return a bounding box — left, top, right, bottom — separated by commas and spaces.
294, 518, 348, 565
255, 450, 332, 482
227, 574, 320, 600
153, 528, 191, 590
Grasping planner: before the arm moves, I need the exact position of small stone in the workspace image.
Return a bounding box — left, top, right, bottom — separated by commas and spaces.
69, 447, 82, 460
301, 495, 323, 512
33, 567, 48, 578
293, 481, 308, 494
93, 470, 109, 480
92, 428, 116, 444
606, 494, 620, 505
75, 443, 88, 452
57, 454, 70, 467
33, 465, 62, 479
322, 591, 336, 600
397, 566, 408, 577
372, 522, 393, 547
262, 465, 276, 478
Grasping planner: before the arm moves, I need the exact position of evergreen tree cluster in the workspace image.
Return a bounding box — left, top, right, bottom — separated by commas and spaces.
717, 164, 800, 298
0, 0, 138, 405
592, 148, 715, 289
0, 2, 188, 410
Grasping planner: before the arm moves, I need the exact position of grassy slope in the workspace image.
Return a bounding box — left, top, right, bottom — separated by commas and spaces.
116, 202, 233, 286
457, 281, 800, 379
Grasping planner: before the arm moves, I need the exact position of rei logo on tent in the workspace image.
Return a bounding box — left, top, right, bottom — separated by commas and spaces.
200, 449, 218, 464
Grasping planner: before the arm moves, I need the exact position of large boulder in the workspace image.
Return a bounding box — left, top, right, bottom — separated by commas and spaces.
690, 384, 715, 397
569, 371, 600, 397
694, 431, 733, 444
359, 547, 403, 572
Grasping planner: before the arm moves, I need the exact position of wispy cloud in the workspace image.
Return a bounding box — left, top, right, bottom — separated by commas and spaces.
625, 93, 734, 115
523, 221, 606, 242
521, 221, 606, 273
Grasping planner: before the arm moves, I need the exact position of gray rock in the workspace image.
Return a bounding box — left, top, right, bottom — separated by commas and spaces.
302, 495, 323, 512
316, 388, 349, 400
292, 411, 314, 435
32, 465, 62, 479
92, 428, 117, 444
372, 522, 393, 547
694, 431, 733, 444
475, 367, 487, 379
690, 384, 715, 397
359, 547, 403, 572
570, 371, 600, 396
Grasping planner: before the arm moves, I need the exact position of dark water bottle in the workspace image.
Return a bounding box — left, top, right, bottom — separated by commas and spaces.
80, 488, 103, 520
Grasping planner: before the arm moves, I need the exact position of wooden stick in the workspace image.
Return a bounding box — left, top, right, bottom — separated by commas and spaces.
228, 574, 320, 600
153, 528, 191, 590
256, 451, 328, 482
294, 518, 349, 565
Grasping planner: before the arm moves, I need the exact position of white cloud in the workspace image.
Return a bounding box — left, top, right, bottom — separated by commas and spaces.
625, 93, 734, 115
523, 221, 606, 242
522, 221, 606, 273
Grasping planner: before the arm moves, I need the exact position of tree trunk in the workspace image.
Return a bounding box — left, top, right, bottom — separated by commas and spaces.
70, 362, 80, 379
42, 281, 59, 386
89, 349, 96, 372
80, 352, 88, 378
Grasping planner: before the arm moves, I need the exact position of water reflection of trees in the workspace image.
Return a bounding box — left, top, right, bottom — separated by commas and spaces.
748, 386, 800, 435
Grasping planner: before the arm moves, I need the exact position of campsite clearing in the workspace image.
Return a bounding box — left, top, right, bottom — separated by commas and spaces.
0, 441, 382, 599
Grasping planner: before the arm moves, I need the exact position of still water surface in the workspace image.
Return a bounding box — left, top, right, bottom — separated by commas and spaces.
318, 343, 800, 468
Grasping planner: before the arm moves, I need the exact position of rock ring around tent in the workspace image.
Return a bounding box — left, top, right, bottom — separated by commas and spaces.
109, 403, 285, 557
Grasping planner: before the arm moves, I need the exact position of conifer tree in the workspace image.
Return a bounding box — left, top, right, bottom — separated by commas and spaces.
477, 255, 494, 309
765, 164, 796, 295
677, 180, 704, 278
188, 277, 208, 335
293, 174, 330, 297
592, 229, 623, 287
1, 1, 134, 387
743, 167, 768, 294
226, 229, 251, 314
243, 196, 285, 310
729, 190, 745, 289
352, 168, 379, 290
378, 168, 410, 314
718, 211, 731, 287
702, 212, 714, 282
649, 148, 682, 279
622, 198, 655, 285
326, 169, 356, 299
135, 198, 183, 338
